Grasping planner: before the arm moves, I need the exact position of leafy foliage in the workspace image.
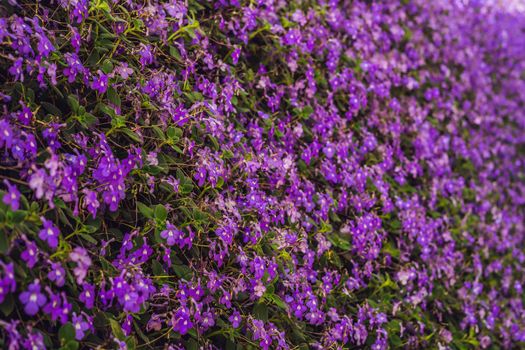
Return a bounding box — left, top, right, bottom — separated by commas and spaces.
0, 0, 524, 349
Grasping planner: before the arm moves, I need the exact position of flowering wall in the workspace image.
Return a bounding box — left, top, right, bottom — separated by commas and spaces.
0, 0, 524, 349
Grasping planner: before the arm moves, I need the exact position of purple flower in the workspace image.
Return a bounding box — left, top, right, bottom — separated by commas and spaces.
251, 319, 272, 350
172, 104, 189, 126
147, 314, 163, 332
160, 222, 181, 246
200, 311, 215, 331
113, 21, 127, 35
38, 218, 60, 249
82, 189, 100, 218
122, 314, 133, 336
115, 62, 133, 80
323, 143, 336, 158
69, 247, 92, 284
79, 283, 95, 309
28, 168, 47, 200
46, 62, 58, 86
229, 310, 242, 328
138, 44, 154, 67
17, 103, 32, 125
37, 33, 55, 57
70, 27, 81, 53
91, 72, 109, 94
282, 29, 302, 46
72, 313, 91, 340
162, 176, 179, 193
56, 293, 73, 324
114, 338, 128, 350
63, 53, 85, 83
0, 279, 9, 304
8, 58, 23, 81
0, 262, 16, 298
102, 188, 121, 212
220, 292, 232, 309
231, 47, 241, 65
19, 280, 46, 316
23, 330, 45, 350
70, 0, 88, 23
2, 180, 20, 211
47, 262, 66, 287
21, 240, 39, 268
172, 307, 193, 335
122, 291, 140, 313
43, 292, 64, 322
0, 119, 14, 148
194, 167, 207, 187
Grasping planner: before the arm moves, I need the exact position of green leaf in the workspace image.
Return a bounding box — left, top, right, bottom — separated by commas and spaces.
101, 59, 114, 74
98, 103, 118, 119
180, 183, 194, 194
26, 88, 35, 103
193, 209, 207, 224
300, 105, 314, 119
329, 210, 341, 223
382, 241, 400, 258
151, 259, 165, 276
169, 45, 181, 59
94, 312, 110, 328
41, 102, 62, 117
83, 219, 101, 233
107, 86, 121, 107
171, 144, 184, 154
151, 126, 166, 141
109, 318, 125, 340
253, 303, 268, 321
208, 135, 220, 151
77, 113, 97, 127
125, 336, 137, 350
79, 233, 97, 244
0, 294, 15, 316
59, 341, 79, 350
67, 95, 80, 113
59, 323, 76, 343
133, 320, 150, 343
185, 339, 199, 350
119, 128, 142, 143
172, 264, 192, 279
319, 221, 333, 233
9, 210, 27, 224
386, 219, 401, 231
0, 230, 9, 254
327, 233, 351, 250
137, 202, 154, 219
222, 149, 234, 159
154, 204, 168, 222
184, 91, 203, 102
167, 127, 183, 140
264, 293, 287, 310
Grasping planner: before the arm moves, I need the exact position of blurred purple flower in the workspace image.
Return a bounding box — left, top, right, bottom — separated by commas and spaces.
19, 280, 46, 316
38, 218, 60, 249
2, 180, 20, 211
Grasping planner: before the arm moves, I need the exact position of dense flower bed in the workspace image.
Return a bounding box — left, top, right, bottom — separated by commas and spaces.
0, 0, 524, 349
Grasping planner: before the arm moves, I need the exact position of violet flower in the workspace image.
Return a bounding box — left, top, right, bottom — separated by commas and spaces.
72, 313, 90, 340
38, 218, 60, 249
2, 180, 20, 211
69, 247, 92, 284
19, 280, 46, 316
91, 72, 109, 94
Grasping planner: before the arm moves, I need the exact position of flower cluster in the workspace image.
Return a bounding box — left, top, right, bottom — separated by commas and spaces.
0, 0, 524, 349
